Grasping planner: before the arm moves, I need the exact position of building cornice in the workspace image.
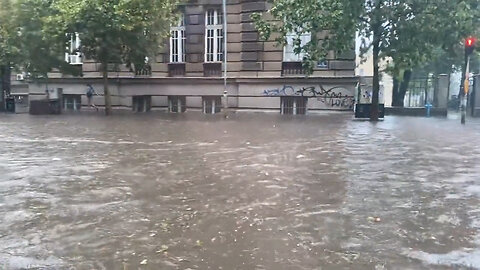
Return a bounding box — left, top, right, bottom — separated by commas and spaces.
42, 76, 359, 85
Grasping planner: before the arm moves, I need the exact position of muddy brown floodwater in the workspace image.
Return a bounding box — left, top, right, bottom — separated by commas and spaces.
1, 112, 480, 269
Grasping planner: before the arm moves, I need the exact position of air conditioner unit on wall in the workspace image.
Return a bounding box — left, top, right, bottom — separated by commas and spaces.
16, 74, 24, 81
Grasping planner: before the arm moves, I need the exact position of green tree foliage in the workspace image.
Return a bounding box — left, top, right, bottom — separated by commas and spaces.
17, 0, 79, 78
0, 0, 20, 108
388, 1, 479, 106
253, 0, 479, 120
45, 0, 180, 115
0, 0, 20, 66
1, 0, 78, 97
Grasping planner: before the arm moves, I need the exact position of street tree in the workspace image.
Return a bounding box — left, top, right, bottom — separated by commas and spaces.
253, 0, 479, 120
45, 0, 179, 115
388, 1, 480, 107
0, 0, 78, 109
0, 0, 20, 109
17, 0, 80, 78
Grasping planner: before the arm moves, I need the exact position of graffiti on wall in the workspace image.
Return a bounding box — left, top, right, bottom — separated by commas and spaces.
262, 84, 355, 108
263, 85, 296, 96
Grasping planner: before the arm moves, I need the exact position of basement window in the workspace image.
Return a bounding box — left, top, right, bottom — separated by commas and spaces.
63, 94, 81, 110
203, 96, 222, 114
281, 96, 307, 115
132, 96, 152, 112
168, 96, 187, 113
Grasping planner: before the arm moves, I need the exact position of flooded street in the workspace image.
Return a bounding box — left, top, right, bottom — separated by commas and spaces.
2, 112, 480, 269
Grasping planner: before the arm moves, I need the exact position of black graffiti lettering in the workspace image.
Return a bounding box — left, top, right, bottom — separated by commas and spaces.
262, 84, 354, 109
296, 86, 316, 97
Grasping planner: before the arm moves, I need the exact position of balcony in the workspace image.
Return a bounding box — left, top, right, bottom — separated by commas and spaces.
281, 62, 305, 76
168, 63, 186, 77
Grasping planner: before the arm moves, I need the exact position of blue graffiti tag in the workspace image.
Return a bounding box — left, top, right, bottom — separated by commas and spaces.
263, 85, 295, 96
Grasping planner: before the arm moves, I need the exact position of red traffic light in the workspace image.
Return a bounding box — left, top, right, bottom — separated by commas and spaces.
466, 37, 476, 56
466, 37, 475, 47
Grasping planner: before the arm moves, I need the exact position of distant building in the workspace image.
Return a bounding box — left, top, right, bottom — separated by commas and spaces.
356, 40, 392, 106
17, 0, 357, 114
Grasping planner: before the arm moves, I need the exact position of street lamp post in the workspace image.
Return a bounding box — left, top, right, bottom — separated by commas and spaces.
222, 0, 228, 116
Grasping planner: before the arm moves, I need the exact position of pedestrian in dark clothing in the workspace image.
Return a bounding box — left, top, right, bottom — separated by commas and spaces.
86, 84, 98, 111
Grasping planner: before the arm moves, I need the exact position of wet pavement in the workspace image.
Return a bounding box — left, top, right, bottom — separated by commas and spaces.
1, 112, 480, 269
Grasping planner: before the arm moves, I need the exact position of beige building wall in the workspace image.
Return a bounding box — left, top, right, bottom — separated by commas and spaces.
356, 47, 393, 107
22, 0, 358, 113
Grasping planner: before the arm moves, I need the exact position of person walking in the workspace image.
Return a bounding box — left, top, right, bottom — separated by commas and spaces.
86, 84, 99, 111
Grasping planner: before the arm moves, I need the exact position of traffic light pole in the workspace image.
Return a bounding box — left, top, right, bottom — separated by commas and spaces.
461, 56, 470, 125
461, 37, 475, 125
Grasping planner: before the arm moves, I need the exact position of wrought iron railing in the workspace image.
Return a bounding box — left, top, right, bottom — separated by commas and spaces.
168, 63, 186, 77
203, 63, 222, 77
281, 62, 305, 76
135, 65, 152, 76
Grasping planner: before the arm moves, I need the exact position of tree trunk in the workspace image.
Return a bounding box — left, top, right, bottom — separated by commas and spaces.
391, 70, 412, 107
0, 66, 5, 111
458, 53, 468, 99
392, 77, 400, 107
399, 70, 412, 106
371, 36, 380, 121
102, 64, 112, 115
0, 65, 11, 112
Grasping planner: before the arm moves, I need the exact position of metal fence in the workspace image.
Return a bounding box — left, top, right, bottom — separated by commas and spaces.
404, 75, 436, 107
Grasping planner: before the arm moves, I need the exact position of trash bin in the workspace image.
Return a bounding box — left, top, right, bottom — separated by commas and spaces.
355, 103, 385, 118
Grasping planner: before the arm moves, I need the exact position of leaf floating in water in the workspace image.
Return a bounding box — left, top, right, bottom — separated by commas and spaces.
367, 216, 381, 222
156, 245, 169, 253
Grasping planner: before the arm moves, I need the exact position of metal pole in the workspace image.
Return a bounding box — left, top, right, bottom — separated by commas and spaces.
222, 0, 228, 115
461, 56, 470, 124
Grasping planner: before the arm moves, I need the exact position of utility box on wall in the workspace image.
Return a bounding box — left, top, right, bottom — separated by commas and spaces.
30, 88, 63, 115
13, 94, 29, 113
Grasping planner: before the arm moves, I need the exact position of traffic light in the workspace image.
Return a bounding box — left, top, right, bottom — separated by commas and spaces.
465, 37, 476, 56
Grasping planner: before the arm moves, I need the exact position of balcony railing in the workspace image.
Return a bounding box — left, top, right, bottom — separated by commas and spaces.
135, 65, 152, 76
203, 63, 222, 77
168, 63, 186, 77
281, 62, 305, 76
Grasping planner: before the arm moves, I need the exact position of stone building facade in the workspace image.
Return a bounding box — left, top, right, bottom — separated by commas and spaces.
20, 0, 357, 114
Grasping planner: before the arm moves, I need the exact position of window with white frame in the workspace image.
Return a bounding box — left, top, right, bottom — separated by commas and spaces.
205, 9, 223, 62
283, 31, 311, 62
65, 32, 82, 65
168, 96, 187, 113
170, 14, 186, 63
63, 94, 81, 111
281, 96, 308, 115
203, 96, 222, 114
